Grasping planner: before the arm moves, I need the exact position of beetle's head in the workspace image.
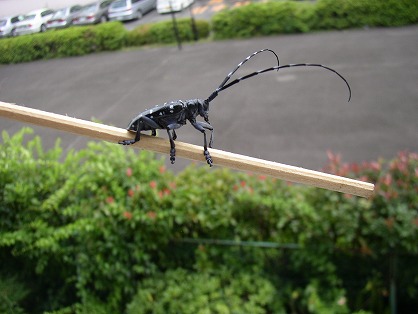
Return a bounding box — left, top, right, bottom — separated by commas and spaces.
198, 99, 210, 122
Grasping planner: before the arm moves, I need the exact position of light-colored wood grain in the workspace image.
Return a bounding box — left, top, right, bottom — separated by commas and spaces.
0, 101, 375, 198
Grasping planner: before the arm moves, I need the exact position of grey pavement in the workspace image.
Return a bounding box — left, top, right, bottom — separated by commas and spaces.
1, 25, 417, 172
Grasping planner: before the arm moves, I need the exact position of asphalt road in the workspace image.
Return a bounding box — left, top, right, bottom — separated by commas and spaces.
1, 26, 417, 172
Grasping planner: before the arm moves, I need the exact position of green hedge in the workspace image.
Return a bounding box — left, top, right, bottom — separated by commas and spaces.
212, 1, 315, 39
1, 128, 417, 313
313, 0, 418, 30
0, 22, 128, 64
127, 18, 210, 46
212, 0, 418, 39
0, 19, 209, 64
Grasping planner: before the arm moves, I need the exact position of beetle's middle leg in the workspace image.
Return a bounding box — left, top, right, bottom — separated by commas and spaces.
166, 124, 182, 164
190, 121, 214, 167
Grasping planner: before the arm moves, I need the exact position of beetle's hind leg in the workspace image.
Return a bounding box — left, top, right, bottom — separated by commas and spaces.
119, 127, 141, 145
119, 116, 160, 145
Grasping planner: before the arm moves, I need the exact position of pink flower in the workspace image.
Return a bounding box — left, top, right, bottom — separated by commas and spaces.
123, 211, 133, 220
146, 211, 156, 220
126, 167, 133, 177
127, 189, 135, 197
106, 196, 114, 204
149, 181, 157, 189
381, 174, 392, 186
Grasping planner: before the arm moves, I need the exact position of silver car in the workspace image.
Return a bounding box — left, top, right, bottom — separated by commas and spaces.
108, 0, 156, 21
72, 0, 115, 25
0, 15, 24, 38
14, 9, 55, 36
47, 5, 83, 29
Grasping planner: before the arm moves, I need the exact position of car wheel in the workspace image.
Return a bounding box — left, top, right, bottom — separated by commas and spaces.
10, 29, 16, 37
40, 24, 47, 32
137, 10, 143, 20
100, 15, 107, 23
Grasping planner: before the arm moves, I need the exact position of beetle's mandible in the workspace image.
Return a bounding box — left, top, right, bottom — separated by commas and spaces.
119, 49, 351, 167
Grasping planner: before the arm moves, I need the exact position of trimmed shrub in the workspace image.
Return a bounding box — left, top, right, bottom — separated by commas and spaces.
126, 18, 210, 46
212, 0, 418, 39
313, 0, 418, 30
212, 1, 315, 39
0, 22, 127, 64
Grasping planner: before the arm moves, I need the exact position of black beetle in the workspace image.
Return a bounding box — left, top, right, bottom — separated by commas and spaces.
119, 49, 351, 167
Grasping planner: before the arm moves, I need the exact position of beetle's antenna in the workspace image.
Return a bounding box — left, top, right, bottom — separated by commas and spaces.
205, 49, 280, 104
212, 63, 352, 102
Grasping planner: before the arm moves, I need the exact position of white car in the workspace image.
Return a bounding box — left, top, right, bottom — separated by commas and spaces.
157, 0, 194, 13
108, 0, 156, 21
0, 15, 24, 38
14, 9, 55, 36
47, 5, 83, 29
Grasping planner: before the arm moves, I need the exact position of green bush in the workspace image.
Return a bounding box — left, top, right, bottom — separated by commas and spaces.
1, 128, 417, 313
313, 0, 418, 30
212, 0, 418, 39
0, 275, 28, 314
127, 269, 284, 314
126, 18, 210, 46
0, 22, 127, 64
212, 1, 315, 39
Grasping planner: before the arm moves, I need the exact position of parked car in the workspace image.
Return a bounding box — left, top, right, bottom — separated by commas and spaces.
157, 0, 194, 13
72, 0, 114, 25
108, 0, 156, 21
0, 15, 24, 38
47, 5, 83, 29
14, 9, 55, 36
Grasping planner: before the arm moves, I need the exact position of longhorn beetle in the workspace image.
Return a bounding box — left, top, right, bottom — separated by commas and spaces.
119, 49, 351, 167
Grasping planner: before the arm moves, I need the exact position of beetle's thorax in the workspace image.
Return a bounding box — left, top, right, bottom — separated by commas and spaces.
185, 98, 209, 121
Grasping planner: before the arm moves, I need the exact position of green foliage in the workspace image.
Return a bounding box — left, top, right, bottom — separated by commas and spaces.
0, 275, 28, 314
1, 128, 417, 313
127, 269, 284, 314
212, 0, 418, 39
0, 22, 127, 64
0, 19, 209, 64
126, 18, 210, 46
212, 1, 315, 39
313, 0, 418, 30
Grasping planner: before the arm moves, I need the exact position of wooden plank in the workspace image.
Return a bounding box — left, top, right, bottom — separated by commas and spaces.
0, 101, 375, 198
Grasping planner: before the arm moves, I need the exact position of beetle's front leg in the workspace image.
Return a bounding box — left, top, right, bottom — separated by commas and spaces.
200, 121, 214, 148
190, 120, 214, 167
